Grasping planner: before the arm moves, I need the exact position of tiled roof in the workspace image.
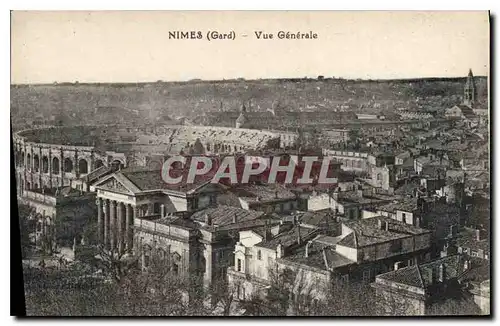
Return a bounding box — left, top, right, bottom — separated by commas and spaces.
377, 255, 465, 289
455, 228, 490, 252
336, 232, 358, 248
190, 205, 264, 227
82, 165, 113, 183
298, 210, 338, 228
339, 216, 430, 248
231, 184, 296, 203
377, 198, 418, 213
120, 167, 215, 193
257, 225, 318, 249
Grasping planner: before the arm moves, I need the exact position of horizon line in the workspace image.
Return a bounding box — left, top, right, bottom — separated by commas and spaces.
10, 74, 488, 86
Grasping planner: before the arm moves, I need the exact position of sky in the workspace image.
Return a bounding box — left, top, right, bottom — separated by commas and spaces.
11, 11, 490, 84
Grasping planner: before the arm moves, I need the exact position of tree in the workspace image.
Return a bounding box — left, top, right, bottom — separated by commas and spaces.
17, 204, 36, 258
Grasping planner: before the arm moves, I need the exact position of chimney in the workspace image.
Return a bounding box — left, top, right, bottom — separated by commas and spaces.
385, 222, 390, 231
305, 241, 312, 258
438, 264, 445, 282
233, 213, 238, 224
276, 243, 284, 258
160, 204, 165, 218
205, 214, 212, 226
275, 190, 279, 199
297, 226, 302, 245
394, 261, 402, 271
476, 229, 482, 241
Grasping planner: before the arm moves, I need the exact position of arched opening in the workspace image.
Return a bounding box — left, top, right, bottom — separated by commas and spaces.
26, 182, 31, 190
79, 159, 88, 174
42, 156, 49, 173
94, 159, 104, 169
21, 152, 25, 167
63, 158, 73, 173
34, 183, 39, 190
111, 160, 123, 170
52, 157, 60, 174
33, 155, 40, 172
27, 154, 31, 171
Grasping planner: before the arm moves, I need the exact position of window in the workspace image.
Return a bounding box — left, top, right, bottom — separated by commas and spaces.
144, 254, 150, 268
257, 250, 262, 260
238, 285, 246, 300
172, 263, 179, 275
237, 258, 242, 272
402, 213, 406, 224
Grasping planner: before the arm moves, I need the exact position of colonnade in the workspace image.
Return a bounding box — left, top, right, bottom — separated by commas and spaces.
96, 198, 136, 253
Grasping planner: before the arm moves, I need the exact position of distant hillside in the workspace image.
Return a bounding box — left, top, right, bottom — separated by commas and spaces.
10, 77, 488, 128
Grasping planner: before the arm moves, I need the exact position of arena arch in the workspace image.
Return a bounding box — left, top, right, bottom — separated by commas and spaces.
52, 157, 60, 174
42, 156, 49, 173
33, 154, 40, 172
94, 159, 104, 169
111, 159, 124, 170
79, 159, 89, 174
27, 154, 31, 171
64, 158, 73, 173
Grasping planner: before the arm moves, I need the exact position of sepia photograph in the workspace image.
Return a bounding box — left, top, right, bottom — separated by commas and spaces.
10, 10, 491, 317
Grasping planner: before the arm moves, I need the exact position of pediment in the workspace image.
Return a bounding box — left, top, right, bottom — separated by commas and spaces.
95, 175, 135, 195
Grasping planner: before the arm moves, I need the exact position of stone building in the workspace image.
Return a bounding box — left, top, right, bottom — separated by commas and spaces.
372, 255, 487, 315
134, 205, 280, 288
19, 186, 96, 249
227, 215, 432, 302
92, 167, 224, 254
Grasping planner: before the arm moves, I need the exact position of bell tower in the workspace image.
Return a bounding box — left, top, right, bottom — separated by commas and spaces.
463, 69, 476, 108
235, 102, 247, 128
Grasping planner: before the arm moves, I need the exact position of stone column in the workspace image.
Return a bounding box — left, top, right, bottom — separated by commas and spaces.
48, 149, 53, 188
90, 151, 95, 172
96, 198, 103, 243
103, 200, 109, 248
60, 149, 64, 187
38, 147, 42, 187
117, 202, 123, 254
74, 150, 79, 178
109, 200, 116, 250
125, 204, 133, 252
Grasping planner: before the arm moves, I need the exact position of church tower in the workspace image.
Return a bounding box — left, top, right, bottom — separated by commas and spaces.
463, 69, 476, 108
235, 102, 247, 128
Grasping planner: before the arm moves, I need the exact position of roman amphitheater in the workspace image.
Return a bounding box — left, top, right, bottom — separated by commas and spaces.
13, 124, 296, 193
